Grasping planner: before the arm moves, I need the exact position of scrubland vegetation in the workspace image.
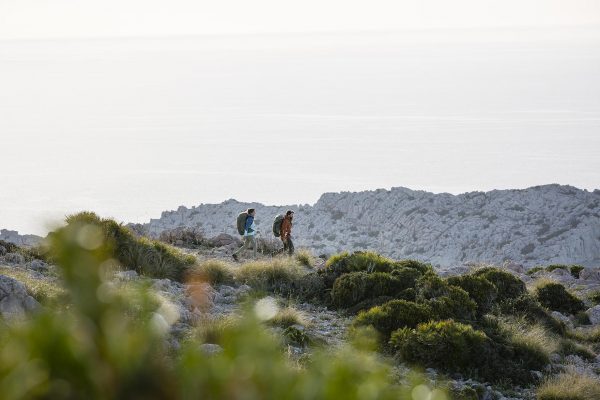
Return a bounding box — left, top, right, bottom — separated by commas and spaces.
1, 213, 599, 399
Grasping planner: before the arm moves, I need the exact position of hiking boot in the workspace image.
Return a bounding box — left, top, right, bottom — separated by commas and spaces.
232, 254, 239, 262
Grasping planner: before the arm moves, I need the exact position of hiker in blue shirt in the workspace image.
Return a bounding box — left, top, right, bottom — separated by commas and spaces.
232, 208, 257, 261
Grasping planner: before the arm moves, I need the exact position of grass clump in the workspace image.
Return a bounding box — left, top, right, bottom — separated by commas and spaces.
559, 339, 596, 361
587, 290, 600, 305
499, 318, 559, 360
188, 259, 234, 285
537, 372, 600, 400
53, 212, 196, 281
534, 281, 586, 315
0, 267, 67, 307
295, 249, 315, 268
496, 294, 567, 336
472, 267, 526, 302
235, 258, 305, 293
268, 307, 309, 328
353, 300, 434, 339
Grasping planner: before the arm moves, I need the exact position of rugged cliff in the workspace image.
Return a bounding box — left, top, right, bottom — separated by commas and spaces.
137, 184, 600, 268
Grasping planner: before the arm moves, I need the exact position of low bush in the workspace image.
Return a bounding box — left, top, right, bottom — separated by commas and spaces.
587, 290, 600, 305
391, 319, 549, 385
321, 252, 429, 288
534, 281, 586, 315
496, 294, 566, 335
52, 212, 196, 281
390, 320, 493, 376
447, 274, 498, 315
499, 318, 558, 360
235, 258, 305, 293
353, 300, 434, 338
331, 271, 417, 308
292, 272, 327, 303
537, 372, 600, 400
472, 267, 526, 302
526, 266, 545, 276
0, 240, 48, 263
158, 227, 209, 248
569, 265, 584, 279
574, 311, 591, 326
416, 273, 476, 321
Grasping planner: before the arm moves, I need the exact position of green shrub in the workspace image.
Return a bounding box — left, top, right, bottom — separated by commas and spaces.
497, 294, 566, 336
416, 273, 476, 321
537, 372, 600, 400
447, 275, 498, 315
353, 300, 434, 338
292, 272, 327, 303
390, 320, 493, 376
392, 319, 548, 385
52, 212, 196, 281
540, 264, 585, 279
588, 290, 600, 305
526, 266, 545, 276
235, 258, 305, 293
188, 259, 234, 285
321, 252, 429, 288
472, 267, 526, 302
534, 282, 585, 315
569, 265, 584, 279
426, 287, 476, 322
331, 271, 417, 308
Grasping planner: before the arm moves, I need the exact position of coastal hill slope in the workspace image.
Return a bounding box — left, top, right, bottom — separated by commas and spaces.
137, 184, 600, 268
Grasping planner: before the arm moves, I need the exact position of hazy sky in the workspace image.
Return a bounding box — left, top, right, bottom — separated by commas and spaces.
1, 2, 600, 235
1, 0, 600, 39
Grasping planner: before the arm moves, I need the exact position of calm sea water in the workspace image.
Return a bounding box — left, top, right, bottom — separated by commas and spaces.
1, 28, 600, 235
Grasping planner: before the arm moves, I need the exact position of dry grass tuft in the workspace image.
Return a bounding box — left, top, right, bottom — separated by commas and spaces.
537, 371, 600, 400
188, 259, 235, 285
295, 249, 315, 268
268, 307, 310, 328
500, 317, 560, 357
235, 257, 305, 292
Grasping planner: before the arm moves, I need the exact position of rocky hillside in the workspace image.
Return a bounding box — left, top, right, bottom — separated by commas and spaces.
135, 184, 600, 268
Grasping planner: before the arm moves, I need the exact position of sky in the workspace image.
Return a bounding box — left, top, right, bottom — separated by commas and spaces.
1, 1, 600, 235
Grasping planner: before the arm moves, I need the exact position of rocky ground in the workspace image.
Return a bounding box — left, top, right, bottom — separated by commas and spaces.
1, 241, 600, 399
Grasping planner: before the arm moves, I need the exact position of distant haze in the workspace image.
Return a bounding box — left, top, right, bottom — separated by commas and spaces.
1, 26, 600, 235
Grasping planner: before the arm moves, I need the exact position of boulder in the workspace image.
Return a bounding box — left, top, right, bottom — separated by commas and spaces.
209, 234, 238, 248
0, 275, 39, 319
115, 270, 139, 281
29, 259, 48, 271
551, 311, 573, 328
0, 245, 6, 256
4, 253, 25, 265
503, 261, 525, 274
199, 343, 223, 356
587, 305, 600, 325
580, 268, 600, 282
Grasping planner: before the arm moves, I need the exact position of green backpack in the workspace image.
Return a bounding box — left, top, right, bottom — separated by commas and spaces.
272, 214, 284, 237
236, 211, 248, 235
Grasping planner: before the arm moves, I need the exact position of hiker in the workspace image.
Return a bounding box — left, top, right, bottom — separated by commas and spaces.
233, 208, 257, 261
280, 210, 294, 255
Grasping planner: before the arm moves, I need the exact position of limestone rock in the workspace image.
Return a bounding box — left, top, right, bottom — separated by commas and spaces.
29, 259, 47, 271
0, 275, 39, 319
115, 270, 139, 281
209, 233, 239, 248
199, 343, 223, 356
4, 253, 25, 265
587, 305, 600, 325
134, 184, 600, 268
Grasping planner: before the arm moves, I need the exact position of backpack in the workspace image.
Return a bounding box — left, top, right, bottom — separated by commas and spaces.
236, 211, 248, 235
272, 214, 284, 237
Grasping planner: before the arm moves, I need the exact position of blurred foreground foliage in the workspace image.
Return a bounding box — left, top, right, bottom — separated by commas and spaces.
0, 219, 443, 399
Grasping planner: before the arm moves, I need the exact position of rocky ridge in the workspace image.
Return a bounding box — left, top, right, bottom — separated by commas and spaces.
135, 184, 600, 268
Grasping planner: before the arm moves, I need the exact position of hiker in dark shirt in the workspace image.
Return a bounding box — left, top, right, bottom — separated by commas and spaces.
280, 210, 294, 255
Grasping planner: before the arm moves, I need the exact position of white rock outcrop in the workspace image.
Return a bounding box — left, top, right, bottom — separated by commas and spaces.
135, 185, 600, 268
